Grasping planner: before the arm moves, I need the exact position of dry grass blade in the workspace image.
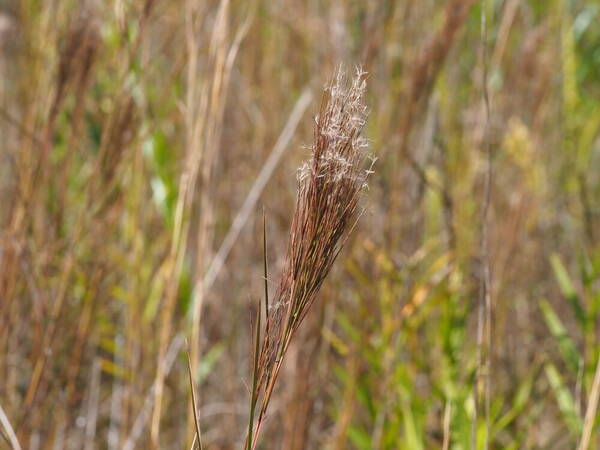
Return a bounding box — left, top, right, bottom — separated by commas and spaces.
474, 1, 493, 448
186, 342, 203, 450
262, 209, 270, 349
246, 66, 374, 449
245, 211, 268, 450
202, 88, 312, 291
122, 335, 184, 450
578, 355, 600, 450
0, 403, 21, 450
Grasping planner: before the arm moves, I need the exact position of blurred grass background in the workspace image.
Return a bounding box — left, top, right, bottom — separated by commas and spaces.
1, 0, 600, 448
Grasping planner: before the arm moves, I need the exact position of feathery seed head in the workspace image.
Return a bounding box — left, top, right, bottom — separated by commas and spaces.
268, 65, 373, 365
248, 67, 374, 449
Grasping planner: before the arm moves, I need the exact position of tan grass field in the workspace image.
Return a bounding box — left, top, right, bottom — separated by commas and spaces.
1, 1, 600, 448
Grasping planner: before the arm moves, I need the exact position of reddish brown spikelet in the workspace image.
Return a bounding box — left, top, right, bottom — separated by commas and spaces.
248, 67, 374, 449
271, 67, 371, 349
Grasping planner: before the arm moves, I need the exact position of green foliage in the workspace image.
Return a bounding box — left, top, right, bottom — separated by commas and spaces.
542, 249, 600, 444
544, 363, 583, 435
144, 131, 178, 226
540, 298, 582, 373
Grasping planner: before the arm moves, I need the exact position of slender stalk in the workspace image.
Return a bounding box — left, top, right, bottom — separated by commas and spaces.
246, 292, 262, 450
0, 403, 21, 450
578, 353, 600, 450
186, 343, 203, 450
